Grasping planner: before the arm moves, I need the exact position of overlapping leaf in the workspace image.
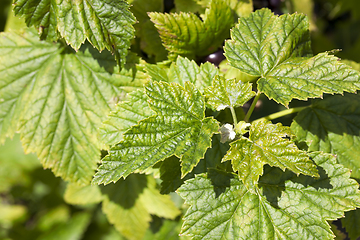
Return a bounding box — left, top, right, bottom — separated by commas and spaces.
93, 81, 219, 184
100, 90, 153, 147
223, 119, 318, 192
177, 152, 360, 239
13, 0, 136, 65
130, 0, 168, 61
160, 135, 229, 194
224, 8, 360, 106
145, 56, 219, 91
291, 93, 360, 178
149, 0, 234, 60
204, 75, 255, 111
0, 29, 146, 184
342, 208, 360, 240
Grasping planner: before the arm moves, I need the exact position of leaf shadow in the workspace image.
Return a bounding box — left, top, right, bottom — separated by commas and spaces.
76, 41, 139, 78
293, 93, 360, 143
100, 173, 147, 209
159, 135, 228, 194
207, 168, 232, 198
259, 164, 333, 208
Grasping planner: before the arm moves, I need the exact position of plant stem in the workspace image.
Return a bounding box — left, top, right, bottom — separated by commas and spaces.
255, 106, 309, 122
244, 91, 261, 122
230, 106, 238, 125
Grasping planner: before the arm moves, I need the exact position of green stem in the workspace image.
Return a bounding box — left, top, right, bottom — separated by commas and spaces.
244, 91, 261, 122
255, 106, 309, 122
230, 106, 238, 125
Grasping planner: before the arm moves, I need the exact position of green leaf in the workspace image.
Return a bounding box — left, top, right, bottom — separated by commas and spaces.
223, 119, 318, 192
64, 183, 103, 205
259, 53, 360, 106
100, 90, 153, 147
130, 0, 168, 61
225, 9, 360, 106
195, 0, 253, 18
160, 134, 229, 194
0, 29, 146, 184
291, 93, 360, 179
342, 208, 360, 240
101, 174, 180, 240
149, 0, 234, 60
225, 8, 311, 77
177, 152, 360, 239
204, 75, 255, 111
146, 56, 219, 91
38, 212, 91, 240
93, 81, 219, 184
13, 0, 136, 66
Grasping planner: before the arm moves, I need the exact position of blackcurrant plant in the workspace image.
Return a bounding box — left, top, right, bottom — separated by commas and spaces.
1, 0, 360, 239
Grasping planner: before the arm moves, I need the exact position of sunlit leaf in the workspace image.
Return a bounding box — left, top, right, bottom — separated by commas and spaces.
0, 29, 146, 184
93, 81, 219, 184
204, 75, 255, 111
223, 119, 318, 192
13, 0, 136, 65
177, 152, 360, 239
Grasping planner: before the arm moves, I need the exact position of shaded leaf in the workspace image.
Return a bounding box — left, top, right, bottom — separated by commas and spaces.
64, 183, 103, 205
160, 134, 229, 194
0, 29, 146, 184
93, 81, 219, 184
101, 174, 180, 240
342, 208, 360, 240
38, 212, 91, 240
291, 93, 360, 178
13, 0, 135, 66
223, 119, 318, 192
177, 152, 360, 239
149, 0, 234, 60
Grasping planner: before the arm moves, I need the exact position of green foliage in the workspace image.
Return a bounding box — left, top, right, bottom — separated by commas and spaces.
149, 0, 234, 60
223, 119, 319, 192
2, 0, 360, 239
13, 0, 135, 66
93, 81, 219, 184
178, 152, 360, 239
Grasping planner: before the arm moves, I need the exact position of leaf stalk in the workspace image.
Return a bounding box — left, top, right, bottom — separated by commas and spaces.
255, 106, 309, 122
244, 91, 261, 122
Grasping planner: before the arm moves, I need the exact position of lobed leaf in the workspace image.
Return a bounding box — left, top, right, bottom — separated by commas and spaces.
204, 75, 255, 111
13, 0, 136, 66
223, 119, 318, 192
225, 9, 360, 106
0, 29, 146, 184
93, 81, 219, 184
291, 93, 360, 179
146, 56, 219, 91
149, 0, 234, 60
225, 8, 311, 77
177, 152, 360, 239
260, 53, 360, 106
